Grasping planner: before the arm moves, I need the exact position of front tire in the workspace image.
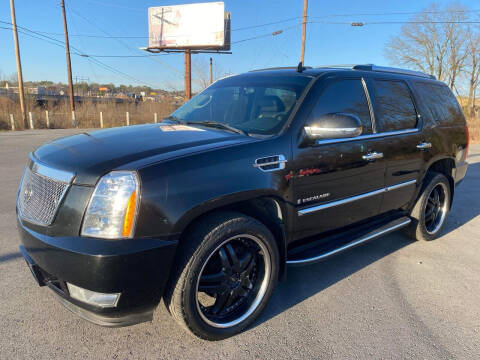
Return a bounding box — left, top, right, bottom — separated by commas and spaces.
407, 172, 451, 241
164, 212, 279, 340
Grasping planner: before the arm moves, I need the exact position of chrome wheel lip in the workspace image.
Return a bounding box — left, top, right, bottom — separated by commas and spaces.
195, 234, 271, 329
425, 182, 449, 235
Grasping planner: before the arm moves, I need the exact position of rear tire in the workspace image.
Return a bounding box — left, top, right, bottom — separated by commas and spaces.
164, 212, 279, 340
407, 172, 451, 241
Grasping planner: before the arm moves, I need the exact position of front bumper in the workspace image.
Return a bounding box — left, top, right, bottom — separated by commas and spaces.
18, 218, 178, 327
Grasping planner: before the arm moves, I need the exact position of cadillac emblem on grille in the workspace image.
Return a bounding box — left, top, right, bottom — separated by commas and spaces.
24, 183, 33, 203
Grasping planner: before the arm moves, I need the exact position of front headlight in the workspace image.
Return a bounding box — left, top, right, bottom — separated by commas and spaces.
81, 171, 139, 239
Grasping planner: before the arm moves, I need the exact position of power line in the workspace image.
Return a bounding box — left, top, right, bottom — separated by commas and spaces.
0, 22, 160, 87
232, 17, 301, 31
309, 9, 480, 18
12, 16, 302, 39
82, 53, 170, 58
360, 21, 480, 25
65, 6, 184, 76
7, 6, 477, 41
0, 19, 81, 52
307, 20, 480, 25
232, 24, 301, 45
0, 21, 168, 57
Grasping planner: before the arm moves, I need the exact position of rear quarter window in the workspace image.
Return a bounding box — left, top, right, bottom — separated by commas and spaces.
372, 80, 418, 132
413, 82, 465, 127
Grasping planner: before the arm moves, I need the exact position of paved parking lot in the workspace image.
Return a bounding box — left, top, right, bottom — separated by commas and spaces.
0, 129, 479, 359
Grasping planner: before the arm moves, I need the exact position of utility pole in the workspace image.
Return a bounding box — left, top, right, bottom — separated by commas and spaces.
209, 57, 213, 85
9, 0, 27, 129
60, 0, 76, 126
185, 50, 192, 100
300, 0, 308, 64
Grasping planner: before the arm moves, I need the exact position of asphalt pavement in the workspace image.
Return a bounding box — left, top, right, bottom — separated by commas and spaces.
0, 129, 479, 359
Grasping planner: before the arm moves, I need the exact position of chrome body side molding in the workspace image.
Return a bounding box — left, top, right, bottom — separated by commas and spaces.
298, 179, 417, 216
314, 128, 419, 146
298, 188, 385, 215
286, 217, 412, 265
385, 179, 417, 192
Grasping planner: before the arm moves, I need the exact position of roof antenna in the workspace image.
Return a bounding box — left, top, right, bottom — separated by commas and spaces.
297, 61, 305, 73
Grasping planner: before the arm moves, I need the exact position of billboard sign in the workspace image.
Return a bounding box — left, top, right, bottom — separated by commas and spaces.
148, 2, 229, 50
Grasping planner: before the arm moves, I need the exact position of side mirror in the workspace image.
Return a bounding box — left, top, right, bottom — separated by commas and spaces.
303, 113, 363, 143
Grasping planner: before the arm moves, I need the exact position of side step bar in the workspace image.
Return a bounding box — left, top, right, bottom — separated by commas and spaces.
286, 217, 411, 266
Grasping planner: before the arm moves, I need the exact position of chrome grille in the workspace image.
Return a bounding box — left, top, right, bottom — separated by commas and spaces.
17, 161, 73, 226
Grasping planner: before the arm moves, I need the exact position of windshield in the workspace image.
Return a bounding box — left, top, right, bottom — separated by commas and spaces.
169, 75, 312, 136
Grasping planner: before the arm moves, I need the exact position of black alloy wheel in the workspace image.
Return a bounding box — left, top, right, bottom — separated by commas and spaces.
164, 212, 279, 340
195, 234, 270, 328
424, 182, 448, 234
407, 172, 451, 241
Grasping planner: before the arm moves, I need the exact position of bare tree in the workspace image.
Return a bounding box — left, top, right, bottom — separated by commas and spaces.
445, 5, 469, 89
385, 3, 469, 89
192, 57, 230, 91
465, 26, 480, 116
192, 57, 211, 90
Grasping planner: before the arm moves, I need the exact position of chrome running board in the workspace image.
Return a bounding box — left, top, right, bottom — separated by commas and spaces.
286, 217, 411, 266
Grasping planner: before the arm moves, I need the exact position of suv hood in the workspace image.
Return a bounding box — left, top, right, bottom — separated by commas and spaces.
33, 124, 251, 185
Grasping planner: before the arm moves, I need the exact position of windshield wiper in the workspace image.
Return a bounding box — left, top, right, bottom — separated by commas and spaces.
162, 115, 183, 123
185, 121, 248, 136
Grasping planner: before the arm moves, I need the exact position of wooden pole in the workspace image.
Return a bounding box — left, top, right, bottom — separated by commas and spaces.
300, 0, 308, 64
45, 110, 50, 128
28, 112, 34, 129
60, 0, 76, 124
100, 111, 103, 128
209, 57, 213, 85
9, 0, 27, 129
154, 113, 158, 123
126, 111, 130, 126
10, 114, 15, 131
185, 50, 192, 100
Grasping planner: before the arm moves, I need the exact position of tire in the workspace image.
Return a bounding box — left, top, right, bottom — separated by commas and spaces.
164, 212, 279, 340
406, 172, 451, 241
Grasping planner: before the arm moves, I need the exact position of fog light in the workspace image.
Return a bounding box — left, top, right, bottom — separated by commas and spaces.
67, 283, 120, 308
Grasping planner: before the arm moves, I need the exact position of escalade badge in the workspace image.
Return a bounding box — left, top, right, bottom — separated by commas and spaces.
297, 193, 330, 204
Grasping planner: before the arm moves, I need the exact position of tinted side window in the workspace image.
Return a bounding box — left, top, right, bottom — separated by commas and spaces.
308, 79, 372, 134
373, 80, 417, 132
413, 82, 465, 126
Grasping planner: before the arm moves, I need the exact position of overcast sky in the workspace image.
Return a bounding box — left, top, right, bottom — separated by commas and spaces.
1, 0, 478, 90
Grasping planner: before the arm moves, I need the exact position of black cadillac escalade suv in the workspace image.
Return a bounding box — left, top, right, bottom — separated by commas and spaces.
17, 65, 469, 340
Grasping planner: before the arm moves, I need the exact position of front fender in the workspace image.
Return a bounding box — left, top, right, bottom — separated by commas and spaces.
133, 136, 292, 238
171, 190, 289, 235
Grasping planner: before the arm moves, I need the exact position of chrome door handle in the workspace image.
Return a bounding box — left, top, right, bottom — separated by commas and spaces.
417, 142, 432, 150
362, 152, 384, 161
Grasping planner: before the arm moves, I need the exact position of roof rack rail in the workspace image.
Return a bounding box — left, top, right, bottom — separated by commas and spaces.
315, 64, 358, 68
353, 64, 436, 79
249, 66, 313, 72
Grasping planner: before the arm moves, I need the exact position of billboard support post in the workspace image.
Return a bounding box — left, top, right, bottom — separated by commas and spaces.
144, 3, 230, 99
185, 50, 192, 100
